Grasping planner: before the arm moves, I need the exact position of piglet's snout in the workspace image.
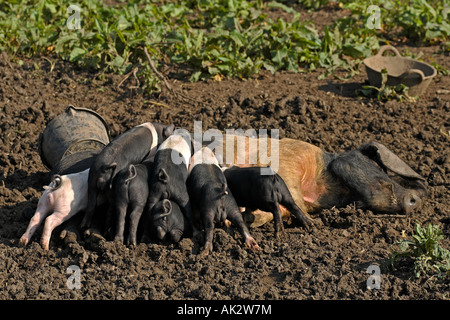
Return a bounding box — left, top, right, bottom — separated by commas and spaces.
155, 226, 166, 241
402, 191, 421, 214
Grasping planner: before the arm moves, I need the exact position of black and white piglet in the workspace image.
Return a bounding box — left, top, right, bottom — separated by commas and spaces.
146, 131, 199, 236
223, 165, 311, 237
187, 147, 259, 256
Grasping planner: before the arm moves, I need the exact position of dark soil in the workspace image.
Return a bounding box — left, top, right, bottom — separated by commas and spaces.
0, 40, 449, 300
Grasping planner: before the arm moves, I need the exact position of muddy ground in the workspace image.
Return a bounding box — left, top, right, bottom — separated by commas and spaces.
0, 37, 449, 300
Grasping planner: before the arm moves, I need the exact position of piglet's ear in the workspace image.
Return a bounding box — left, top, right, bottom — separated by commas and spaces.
163, 124, 175, 138
162, 199, 172, 213
359, 141, 425, 181
158, 168, 169, 183
220, 183, 228, 197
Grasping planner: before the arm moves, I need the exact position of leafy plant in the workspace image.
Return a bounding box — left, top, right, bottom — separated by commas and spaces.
356, 68, 417, 101
390, 223, 450, 278
343, 0, 450, 44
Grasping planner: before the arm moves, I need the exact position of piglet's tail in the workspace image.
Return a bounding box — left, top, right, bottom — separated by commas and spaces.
43, 175, 63, 191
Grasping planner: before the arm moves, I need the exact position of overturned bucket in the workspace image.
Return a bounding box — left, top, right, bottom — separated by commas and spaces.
39, 105, 110, 169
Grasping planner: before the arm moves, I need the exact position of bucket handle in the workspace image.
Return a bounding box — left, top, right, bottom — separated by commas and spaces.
376, 45, 401, 58
399, 68, 425, 85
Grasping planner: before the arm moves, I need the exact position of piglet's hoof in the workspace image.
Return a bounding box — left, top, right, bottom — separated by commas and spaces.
199, 243, 213, 258
19, 236, 29, 247
245, 237, 260, 252
274, 225, 285, 240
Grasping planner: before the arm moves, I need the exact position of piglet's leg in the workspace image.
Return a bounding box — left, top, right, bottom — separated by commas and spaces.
226, 209, 259, 251
127, 205, 145, 246
19, 204, 52, 247
200, 211, 215, 257
179, 198, 201, 238
41, 211, 73, 250
114, 204, 128, 243
281, 202, 312, 229
271, 203, 284, 238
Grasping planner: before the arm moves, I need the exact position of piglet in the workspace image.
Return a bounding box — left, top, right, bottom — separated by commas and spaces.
148, 199, 190, 244
19, 169, 89, 250
146, 131, 199, 236
81, 122, 174, 231
112, 162, 153, 245
223, 166, 311, 237
187, 147, 259, 256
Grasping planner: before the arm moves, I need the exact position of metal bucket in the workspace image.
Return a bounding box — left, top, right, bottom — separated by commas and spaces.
39, 105, 110, 169
363, 45, 437, 96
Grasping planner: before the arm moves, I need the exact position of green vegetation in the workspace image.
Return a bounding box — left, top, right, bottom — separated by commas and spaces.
0, 0, 448, 92
343, 0, 450, 43
390, 223, 450, 278
356, 68, 417, 101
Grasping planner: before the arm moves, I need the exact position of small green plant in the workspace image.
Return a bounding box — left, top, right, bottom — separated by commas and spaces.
390, 223, 450, 278
356, 68, 417, 101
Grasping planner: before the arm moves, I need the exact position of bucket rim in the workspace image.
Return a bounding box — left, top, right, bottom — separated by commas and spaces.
65, 105, 111, 140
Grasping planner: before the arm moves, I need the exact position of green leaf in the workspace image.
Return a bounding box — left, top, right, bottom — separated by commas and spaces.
271, 48, 287, 67
230, 30, 245, 47
107, 55, 125, 69
342, 44, 369, 58
116, 15, 131, 31
55, 34, 79, 53
263, 61, 276, 74
266, 1, 297, 14
69, 47, 85, 62
190, 70, 202, 82
399, 240, 413, 252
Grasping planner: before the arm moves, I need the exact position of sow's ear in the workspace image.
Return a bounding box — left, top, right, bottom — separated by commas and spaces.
358, 141, 425, 181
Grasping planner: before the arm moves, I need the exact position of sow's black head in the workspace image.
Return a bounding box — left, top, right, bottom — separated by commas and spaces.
328, 141, 427, 215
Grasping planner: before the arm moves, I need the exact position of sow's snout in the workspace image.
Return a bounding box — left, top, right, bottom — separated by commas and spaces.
402, 189, 422, 215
